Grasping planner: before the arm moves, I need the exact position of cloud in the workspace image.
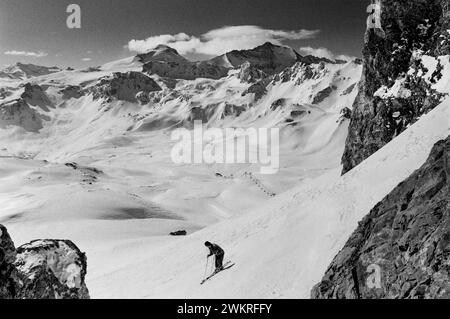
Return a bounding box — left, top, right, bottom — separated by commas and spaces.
4, 50, 48, 58
81, 57, 92, 62
127, 25, 320, 57
298, 46, 354, 61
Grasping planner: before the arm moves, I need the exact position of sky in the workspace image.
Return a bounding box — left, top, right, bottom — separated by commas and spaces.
0, 0, 369, 69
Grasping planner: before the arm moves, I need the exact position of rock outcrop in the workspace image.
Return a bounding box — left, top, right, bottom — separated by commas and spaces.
143, 60, 230, 81
15, 240, 90, 299
210, 42, 334, 76
139, 45, 230, 80
0, 224, 89, 299
0, 99, 43, 132
60, 85, 83, 100
89, 71, 162, 103
0, 225, 18, 299
312, 135, 450, 299
21, 83, 54, 111
242, 77, 272, 101
342, 0, 450, 174
237, 62, 267, 83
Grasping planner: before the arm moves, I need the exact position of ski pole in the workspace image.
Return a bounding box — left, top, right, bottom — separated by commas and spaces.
204, 257, 209, 279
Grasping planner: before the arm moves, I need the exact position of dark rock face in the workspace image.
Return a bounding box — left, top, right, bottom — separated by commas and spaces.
21, 83, 54, 111
237, 62, 267, 83
143, 60, 229, 81
0, 88, 13, 100
0, 99, 43, 132
15, 240, 90, 299
170, 230, 187, 236
313, 86, 337, 105
342, 0, 450, 174
222, 103, 247, 118
211, 42, 334, 76
312, 136, 450, 299
137, 45, 188, 65
0, 225, 18, 299
270, 99, 287, 111
90, 71, 162, 103
139, 45, 229, 80
60, 85, 83, 100
0, 224, 90, 299
242, 77, 272, 101
341, 83, 357, 96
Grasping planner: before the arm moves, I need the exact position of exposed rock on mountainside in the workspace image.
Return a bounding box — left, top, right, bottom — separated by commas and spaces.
15, 240, 90, 299
342, 0, 450, 174
313, 86, 337, 105
21, 83, 54, 110
89, 71, 162, 103
0, 99, 43, 132
237, 62, 267, 83
242, 77, 272, 101
143, 60, 230, 81
0, 225, 18, 299
312, 135, 450, 299
0, 224, 90, 299
0, 88, 13, 99
210, 42, 335, 75
138, 42, 341, 81
0, 63, 60, 80
139, 45, 229, 80
137, 44, 188, 65
60, 85, 83, 100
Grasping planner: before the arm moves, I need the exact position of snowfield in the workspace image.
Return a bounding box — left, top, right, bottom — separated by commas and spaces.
85, 98, 450, 298
0, 49, 448, 298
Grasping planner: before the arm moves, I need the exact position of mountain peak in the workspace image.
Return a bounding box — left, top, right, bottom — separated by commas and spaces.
0, 63, 60, 80
136, 44, 188, 64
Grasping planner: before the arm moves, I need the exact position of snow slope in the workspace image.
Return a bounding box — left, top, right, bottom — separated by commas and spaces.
83, 97, 449, 298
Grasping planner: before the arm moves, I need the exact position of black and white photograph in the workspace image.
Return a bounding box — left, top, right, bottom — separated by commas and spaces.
0, 0, 449, 306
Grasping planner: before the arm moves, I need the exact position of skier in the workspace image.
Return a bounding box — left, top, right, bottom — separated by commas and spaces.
205, 241, 225, 273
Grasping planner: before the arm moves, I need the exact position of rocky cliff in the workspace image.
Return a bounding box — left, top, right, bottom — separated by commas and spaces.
210, 42, 336, 75
0, 225, 89, 299
0, 99, 43, 132
138, 45, 230, 80
89, 71, 162, 103
312, 135, 450, 299
342, 0, 450, 174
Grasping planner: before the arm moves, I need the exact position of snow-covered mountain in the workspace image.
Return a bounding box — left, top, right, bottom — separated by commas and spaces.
0, 62, 60, 80
1, 0, 450, 299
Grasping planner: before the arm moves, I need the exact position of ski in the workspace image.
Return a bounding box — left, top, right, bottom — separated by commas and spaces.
201, 262, 235, 285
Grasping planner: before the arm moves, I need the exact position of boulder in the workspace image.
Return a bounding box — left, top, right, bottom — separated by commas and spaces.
0, 224, 90, 299
15, 240, 90, 299
170, 230, 187, 236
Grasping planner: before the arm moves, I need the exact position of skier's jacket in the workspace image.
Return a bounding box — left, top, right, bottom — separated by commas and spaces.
207, 243, 224, 257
